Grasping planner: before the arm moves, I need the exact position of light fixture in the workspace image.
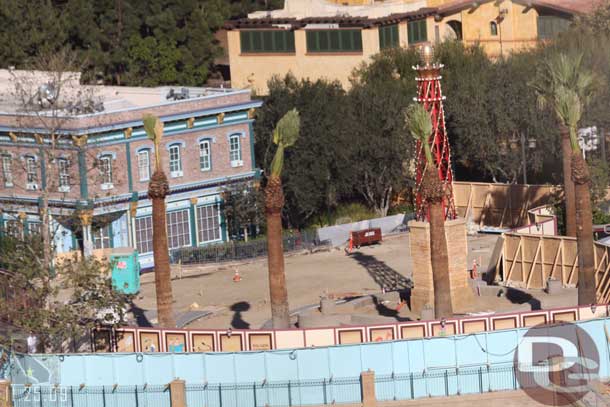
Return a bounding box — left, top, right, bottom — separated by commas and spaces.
591, 304, 597, 314
419, 45, 435, 66
227, 328, 233, 338
440, 318, 447, 328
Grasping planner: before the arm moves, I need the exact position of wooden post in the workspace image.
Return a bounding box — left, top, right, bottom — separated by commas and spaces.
361, 370, 376, 407
169, 379, 186, 407
0, 380, 12, 407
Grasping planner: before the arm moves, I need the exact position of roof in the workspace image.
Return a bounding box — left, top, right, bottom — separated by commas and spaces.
225, 9, 436, 29
0, 69, 240, 116
437, 0, 601, 17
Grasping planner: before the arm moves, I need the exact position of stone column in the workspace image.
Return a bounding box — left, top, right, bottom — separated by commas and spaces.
169, 379, 186, 407
360, 370, 376, 407
79, 210, 94, 257
0, 379, 12, 407
409, 217, 473, 316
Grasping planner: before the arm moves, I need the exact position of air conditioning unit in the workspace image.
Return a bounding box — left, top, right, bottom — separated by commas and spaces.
230, 160, 244, 168
26, 183, 38, 191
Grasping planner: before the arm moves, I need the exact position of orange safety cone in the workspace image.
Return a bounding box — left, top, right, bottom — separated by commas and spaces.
233, 269, 241, 283
345, 232, 354, 255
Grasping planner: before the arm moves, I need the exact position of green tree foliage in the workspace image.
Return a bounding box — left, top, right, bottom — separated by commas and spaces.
255, 75, 352, 228
0, 233, 131, 351
222, 181, 265, 238
0, 0, 275, 86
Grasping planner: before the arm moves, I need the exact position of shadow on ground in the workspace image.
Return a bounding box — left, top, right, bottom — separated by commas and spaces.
504, 287, 541, 310
349, 251, 412, 291
230, 301, 251, 329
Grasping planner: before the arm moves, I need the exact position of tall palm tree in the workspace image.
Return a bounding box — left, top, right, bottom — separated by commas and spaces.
143, 114, 175, 327
406, 104, 453, 318
531, 53, 598, 304
265, 109, 300, 329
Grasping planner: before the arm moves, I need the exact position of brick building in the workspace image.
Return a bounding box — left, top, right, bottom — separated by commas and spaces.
0, 70, 261, 268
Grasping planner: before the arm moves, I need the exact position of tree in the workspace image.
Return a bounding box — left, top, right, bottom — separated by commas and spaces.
255, 75, 351, 228
222, 181, 265, 240
265, 109, 300, 329
531, 52, 599, 304
143, 114, 175, 327
347, 48, 418, 216
0, 232, 131, 352
406, 104, 452, 318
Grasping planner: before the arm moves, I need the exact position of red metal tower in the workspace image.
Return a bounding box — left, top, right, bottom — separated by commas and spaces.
413, 46, 457, 221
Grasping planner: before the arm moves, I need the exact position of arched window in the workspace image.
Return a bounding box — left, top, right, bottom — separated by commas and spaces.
490, 21, 498, 36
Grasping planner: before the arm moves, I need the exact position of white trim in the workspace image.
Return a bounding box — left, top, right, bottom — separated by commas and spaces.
96, 151, 117, 160
165, 140, 186, 150
101, 183, 114, 190
135, 145, 154, 154
197, 136, 216, 144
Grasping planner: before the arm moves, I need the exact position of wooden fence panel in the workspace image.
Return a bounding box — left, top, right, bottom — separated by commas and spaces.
500, 233, 610, 297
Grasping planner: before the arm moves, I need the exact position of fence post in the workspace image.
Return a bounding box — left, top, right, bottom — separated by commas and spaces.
360, 370, 376, 407
0, 380, 12, 407
169, 379, 186, 407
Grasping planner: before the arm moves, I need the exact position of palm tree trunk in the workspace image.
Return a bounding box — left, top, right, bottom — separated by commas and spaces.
265, 175, 290, 328
561, 126, 577, 237
422, 168, 453, 318
148, 170, 175, 327
572, 153, 596, 304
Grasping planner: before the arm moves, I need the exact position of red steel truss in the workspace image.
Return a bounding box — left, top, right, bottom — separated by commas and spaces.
413, 60, 457, 221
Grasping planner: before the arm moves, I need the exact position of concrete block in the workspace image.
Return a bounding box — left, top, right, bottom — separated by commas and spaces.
320, 298, 336, 315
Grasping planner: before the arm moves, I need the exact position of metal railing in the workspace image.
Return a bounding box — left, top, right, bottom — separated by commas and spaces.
171, 230, 325, 265
9, 363, 578, 406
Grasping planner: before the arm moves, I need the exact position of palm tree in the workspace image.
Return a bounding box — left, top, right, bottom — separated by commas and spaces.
531, 52, 598, 304
406, 104, 453, 318
143, 114, 175, 327
265, 109, 300, 329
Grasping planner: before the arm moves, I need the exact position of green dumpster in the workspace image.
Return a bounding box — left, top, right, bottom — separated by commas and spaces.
109, 248, 140, 294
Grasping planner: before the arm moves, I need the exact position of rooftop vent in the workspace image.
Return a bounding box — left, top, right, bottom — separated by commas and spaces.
166, 88, 190, 100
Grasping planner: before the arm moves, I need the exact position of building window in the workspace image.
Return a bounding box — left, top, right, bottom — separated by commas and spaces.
408, 19, 428, 44
98, 155, 113, 189
93, 224, 112, 250
5, 220, 22, 238
138, 150, 151, 182
197, 204, 221, 243
169, 144, 183, 177
306, 29, 363, 53
199, 140, 212, 171
1, 155, 12, 187
27, 222, 41, 236
166, 209, 191, 249
537, 15, 570, 39
58, 158, 70, 192
229, 135, 242, 167
379, 24, 399, 50
240, 30, 295, 53
25, 155, 38, 190
490, 21, 498, 36
134, 216, 153, 254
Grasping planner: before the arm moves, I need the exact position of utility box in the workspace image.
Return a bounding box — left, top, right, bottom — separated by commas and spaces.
351, 228, 382, 248
109, 248, 140, 294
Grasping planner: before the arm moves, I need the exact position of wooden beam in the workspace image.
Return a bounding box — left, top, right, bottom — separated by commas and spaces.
567, 254, 579, 286
526, 240, 541, 289
505, 237, 522, 283
550, 240, 561, 281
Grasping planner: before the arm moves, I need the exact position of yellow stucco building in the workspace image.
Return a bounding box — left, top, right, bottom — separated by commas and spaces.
224, 0, 596, 93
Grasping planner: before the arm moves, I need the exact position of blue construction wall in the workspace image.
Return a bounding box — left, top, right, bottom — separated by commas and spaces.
10, 318, 610, 387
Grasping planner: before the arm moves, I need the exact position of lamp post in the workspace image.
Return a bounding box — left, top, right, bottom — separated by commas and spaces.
510, 132, 536, 185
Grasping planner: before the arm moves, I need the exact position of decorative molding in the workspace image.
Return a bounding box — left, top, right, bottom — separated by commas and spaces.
187, 117, 195, 129
124, 127, 133, 139
190, 197, 198, 205
247, 108, 256, 120
130, 201, 138, 217
166, 140, 186, 150
216, 112, 225, 124
78, 210, 93, 226
8, 132, 17, 142
72, 134, 88, 147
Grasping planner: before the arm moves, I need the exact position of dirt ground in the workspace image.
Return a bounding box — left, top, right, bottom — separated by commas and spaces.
133, 232, 576, 329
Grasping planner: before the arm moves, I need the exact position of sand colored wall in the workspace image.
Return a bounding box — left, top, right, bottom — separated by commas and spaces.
434, 2, 540, 57
228, 28, 382, 94
408, 217, 472, 315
